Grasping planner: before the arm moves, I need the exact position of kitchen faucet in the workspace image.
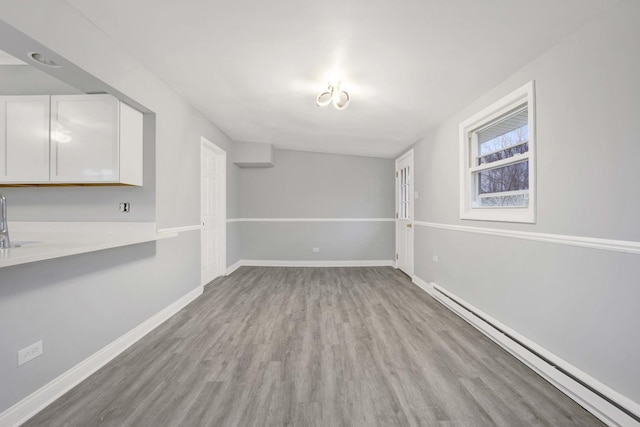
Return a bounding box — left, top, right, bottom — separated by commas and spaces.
0, 189, 10, 249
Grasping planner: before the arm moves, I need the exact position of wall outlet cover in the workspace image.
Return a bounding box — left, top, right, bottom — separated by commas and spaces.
312, 247, 320, 253
18, 341, 43, 366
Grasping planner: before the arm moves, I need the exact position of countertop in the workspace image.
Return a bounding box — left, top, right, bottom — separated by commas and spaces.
0, 222, 177, 268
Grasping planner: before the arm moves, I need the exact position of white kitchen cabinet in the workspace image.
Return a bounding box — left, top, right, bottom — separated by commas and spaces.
50, 94, 143, 185
0, 96, 51, 183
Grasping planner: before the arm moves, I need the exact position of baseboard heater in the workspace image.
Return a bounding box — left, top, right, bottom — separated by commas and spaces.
429, 283, 639, 426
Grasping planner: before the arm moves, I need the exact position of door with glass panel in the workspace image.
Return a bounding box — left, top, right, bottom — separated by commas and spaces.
396, 150, 414, 276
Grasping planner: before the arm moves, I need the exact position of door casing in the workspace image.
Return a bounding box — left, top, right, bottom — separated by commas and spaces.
201, 136, 226, 285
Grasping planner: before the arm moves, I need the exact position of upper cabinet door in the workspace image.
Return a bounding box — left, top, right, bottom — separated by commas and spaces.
50, 94, 120, 183
0, 96, 50, 183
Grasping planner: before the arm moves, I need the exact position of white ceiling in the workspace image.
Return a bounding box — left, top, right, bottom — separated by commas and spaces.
66, 0, 616, 158
0, 48, 25, 65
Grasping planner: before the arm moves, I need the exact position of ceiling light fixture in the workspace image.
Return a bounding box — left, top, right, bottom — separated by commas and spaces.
28, 52, 61, 68
316, 82, 350, 110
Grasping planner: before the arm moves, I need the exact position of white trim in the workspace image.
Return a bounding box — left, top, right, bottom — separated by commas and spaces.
395, 148, 414, 162
477, 189, 529, 199
226, 218, 395, 222
459, 80, 536, 224
230, 259, 395, 268
411, 275, 639, 427
225, 259, 243, 275
469, 152, 529, 173
2, 223, 176, 269
0, 286, 203, 427
156, 224, 202, 234
411, 275, 434, 294
414, 221, 640, 255
201, 136, 227, 285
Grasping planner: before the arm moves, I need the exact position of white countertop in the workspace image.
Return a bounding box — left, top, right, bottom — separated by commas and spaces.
0, 222, 177, 268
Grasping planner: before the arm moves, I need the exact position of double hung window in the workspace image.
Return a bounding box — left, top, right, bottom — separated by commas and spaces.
459, 81, 536, 223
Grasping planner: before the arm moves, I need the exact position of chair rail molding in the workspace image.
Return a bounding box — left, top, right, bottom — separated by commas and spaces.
414, 221, 640, 255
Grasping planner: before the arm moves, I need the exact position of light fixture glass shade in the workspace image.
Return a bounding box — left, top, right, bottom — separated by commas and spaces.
316, 89, 332, 107
332, 88, 350, 110
316, 83, 350, 110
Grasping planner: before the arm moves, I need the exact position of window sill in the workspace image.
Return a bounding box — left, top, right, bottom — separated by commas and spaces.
460, 208, 535, 224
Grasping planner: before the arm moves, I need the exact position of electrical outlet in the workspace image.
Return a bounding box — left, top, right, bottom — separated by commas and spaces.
312, 247, 320, 253
18, 341, 43, 366
119, 202, 130, 213
432, 254, 439, 263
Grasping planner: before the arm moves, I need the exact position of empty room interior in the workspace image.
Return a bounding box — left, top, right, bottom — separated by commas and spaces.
0, 0, 638, 426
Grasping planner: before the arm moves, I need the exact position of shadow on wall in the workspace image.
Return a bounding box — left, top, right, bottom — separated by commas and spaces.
0, 242, 156, 299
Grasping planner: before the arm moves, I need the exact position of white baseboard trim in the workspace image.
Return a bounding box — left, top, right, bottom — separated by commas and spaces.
226, 218, 395, 222
411, 275, 639, 427
225, 259, 243, 275
0, 286, 204, 427
227, 259, 395, 269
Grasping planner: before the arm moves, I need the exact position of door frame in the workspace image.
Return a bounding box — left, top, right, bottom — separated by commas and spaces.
395, 148, 414, 276
200, 136, 227, 285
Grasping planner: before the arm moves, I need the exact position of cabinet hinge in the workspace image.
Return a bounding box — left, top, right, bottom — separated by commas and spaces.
396, 171, 398, 177
396, 253, 399, 260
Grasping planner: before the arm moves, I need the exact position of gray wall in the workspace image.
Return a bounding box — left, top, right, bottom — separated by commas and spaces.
241, 221, 394, 261
413, 0, 640, 404
238, 149, 395, 261
226, 162, 241, 267
0, 64, 82, 95
0, 233, 200, 412
0, 0, 240, 413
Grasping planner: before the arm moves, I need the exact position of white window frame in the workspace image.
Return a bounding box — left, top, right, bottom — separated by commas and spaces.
459, 81, 536, 223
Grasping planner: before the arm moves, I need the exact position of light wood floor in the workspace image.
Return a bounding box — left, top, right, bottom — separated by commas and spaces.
25, 267, 603, 426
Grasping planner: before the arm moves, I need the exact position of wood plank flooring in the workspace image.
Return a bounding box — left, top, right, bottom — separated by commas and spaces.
24, 267, 604, 426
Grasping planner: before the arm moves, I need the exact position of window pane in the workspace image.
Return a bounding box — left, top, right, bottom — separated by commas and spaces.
398, 165, 411, 219
477, 108, 528, 165
477, 160, 528, 194
480, 194, 528, 207
479, 142, 528, 165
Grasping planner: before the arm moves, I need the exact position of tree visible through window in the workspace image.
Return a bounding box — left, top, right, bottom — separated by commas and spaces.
476, 108, 529, 207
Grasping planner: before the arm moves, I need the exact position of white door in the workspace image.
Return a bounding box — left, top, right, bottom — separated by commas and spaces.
396, 150, 414, 276
201, 138, 226, 285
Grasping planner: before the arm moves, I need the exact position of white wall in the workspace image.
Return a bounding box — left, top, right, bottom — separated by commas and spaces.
413, 0, 640, 407
0, 0, 240, 413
